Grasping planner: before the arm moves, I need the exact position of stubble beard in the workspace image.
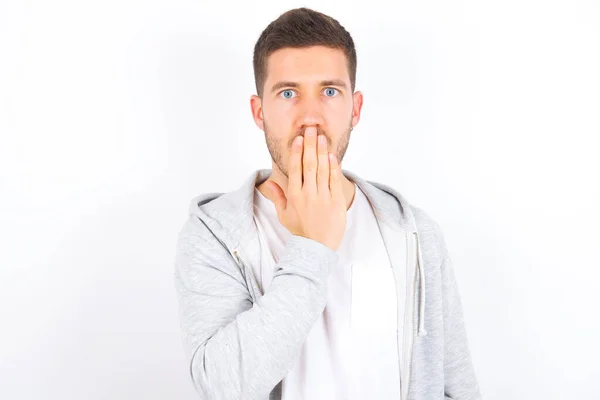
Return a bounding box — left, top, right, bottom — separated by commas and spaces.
263, 119, 353, 179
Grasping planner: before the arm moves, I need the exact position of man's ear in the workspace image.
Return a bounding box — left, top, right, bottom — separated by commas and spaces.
250, 94, 264, 131
351, 90, 364, 128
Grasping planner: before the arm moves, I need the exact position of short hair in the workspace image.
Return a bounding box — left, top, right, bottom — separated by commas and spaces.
252, 7, 357, 98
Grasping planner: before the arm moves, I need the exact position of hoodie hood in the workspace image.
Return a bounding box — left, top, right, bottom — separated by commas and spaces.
187, 168, 427, 337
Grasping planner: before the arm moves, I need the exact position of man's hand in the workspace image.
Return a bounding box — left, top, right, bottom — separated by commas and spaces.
265, 127, 348, 251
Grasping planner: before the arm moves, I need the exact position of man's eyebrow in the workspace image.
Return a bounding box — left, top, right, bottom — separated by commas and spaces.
270, 79, 348, 94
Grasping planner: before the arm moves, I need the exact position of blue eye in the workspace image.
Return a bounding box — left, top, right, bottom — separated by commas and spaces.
324, 87, 338, 97
281, 89, 295, 99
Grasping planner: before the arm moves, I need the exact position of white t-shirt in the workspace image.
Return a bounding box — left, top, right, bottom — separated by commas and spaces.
252, 183, 401, 400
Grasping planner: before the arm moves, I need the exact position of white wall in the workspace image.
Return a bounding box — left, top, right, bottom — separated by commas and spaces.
1, 0, 598, 398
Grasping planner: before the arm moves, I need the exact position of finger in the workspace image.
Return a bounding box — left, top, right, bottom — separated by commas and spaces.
329, 152, 343, 202
302, 127, 318, 193
267, 181, 287, 215
317, 134, 329, 195
288, 135, 304, 197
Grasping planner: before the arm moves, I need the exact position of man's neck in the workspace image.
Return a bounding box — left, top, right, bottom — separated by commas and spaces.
256, 166, 356, 211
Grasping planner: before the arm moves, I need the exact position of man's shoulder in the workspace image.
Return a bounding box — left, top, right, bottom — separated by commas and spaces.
410, 204, 440, 232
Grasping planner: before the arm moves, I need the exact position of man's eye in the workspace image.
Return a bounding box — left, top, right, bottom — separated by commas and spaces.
324, 88, 339, 97
281, 89, 296, 99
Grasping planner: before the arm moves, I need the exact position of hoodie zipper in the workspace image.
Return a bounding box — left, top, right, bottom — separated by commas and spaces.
404, 257, 417, 400
233, 249, 262, 301
403, 230, 421, 400
232, 250, 245, 277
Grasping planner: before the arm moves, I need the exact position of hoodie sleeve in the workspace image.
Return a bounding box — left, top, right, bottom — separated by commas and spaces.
174, 215, 338, 400
434, 223, 482, 400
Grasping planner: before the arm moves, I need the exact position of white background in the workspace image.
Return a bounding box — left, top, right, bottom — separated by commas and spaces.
1, 0, 599, 399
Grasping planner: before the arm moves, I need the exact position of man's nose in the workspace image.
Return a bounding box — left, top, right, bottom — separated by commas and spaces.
296, 96, 325, 128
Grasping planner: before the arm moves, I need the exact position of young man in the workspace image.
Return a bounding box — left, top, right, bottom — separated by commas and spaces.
174, 7, 481, 400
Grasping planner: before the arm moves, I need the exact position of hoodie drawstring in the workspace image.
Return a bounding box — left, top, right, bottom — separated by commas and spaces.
414, 231, 427, 337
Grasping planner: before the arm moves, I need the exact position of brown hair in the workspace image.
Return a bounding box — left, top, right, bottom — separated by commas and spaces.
252, 7, 357, 98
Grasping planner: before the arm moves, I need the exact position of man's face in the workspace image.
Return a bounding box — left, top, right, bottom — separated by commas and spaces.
250, 45, 363, 178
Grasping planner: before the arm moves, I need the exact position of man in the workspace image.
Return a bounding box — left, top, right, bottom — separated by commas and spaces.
174, 7, 481, 400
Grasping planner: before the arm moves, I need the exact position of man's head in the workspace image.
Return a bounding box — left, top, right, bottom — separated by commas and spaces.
250, 8, 363, 179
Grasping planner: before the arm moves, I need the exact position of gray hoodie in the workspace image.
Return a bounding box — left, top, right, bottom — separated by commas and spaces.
174, 168, 482, 400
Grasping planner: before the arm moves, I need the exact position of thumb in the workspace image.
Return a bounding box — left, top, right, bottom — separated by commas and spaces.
266, 181, 286, 214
